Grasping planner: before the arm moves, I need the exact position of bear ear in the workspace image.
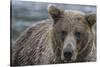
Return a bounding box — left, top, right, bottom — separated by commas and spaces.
48, 4, 64, 23
85, 13, 96, 28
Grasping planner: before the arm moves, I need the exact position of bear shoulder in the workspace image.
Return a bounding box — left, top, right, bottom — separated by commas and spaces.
12, 19, 55, 65
14, 19, 53, 46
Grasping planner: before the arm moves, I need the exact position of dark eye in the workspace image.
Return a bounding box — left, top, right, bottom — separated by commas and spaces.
75, 32, 81, 39
60, 31, 67, 41
61, 31, 67, 35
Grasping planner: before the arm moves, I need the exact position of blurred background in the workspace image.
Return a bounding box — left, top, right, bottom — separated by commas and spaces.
11, 0, 96, 45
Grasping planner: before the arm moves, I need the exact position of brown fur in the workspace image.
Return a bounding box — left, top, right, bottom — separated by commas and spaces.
11, 5, 96, 66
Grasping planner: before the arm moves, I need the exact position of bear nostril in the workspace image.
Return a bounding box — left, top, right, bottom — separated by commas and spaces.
64, 51, 72, 59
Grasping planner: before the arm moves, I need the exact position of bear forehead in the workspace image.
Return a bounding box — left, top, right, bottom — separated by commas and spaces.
64, 10, 85, 16
56, 10, 86, 23
54, 10, 89, 31
60, 10, 87, 25
63, 10, 86, 20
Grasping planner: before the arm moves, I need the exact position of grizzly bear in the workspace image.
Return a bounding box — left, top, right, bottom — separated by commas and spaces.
11, 4, 96, 66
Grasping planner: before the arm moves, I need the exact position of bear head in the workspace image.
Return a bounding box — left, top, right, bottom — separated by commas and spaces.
48, 4, 96, 62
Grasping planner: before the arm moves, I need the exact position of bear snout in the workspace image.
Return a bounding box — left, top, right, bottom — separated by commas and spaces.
62, 43, 77, 62
63, 44, 73, 59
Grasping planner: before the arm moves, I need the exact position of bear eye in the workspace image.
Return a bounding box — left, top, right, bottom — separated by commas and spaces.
75, 32, 81, 39
60, 31, 67, 41
61, 31, 67, 35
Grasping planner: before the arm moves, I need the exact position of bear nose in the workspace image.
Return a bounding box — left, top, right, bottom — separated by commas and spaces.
63, 44, 73, 59
64, 51, 72, 59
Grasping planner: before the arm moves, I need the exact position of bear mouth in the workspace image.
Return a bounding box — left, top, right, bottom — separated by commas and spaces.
64, 59, 72, 63
61, 54, 77, 63
61, 58, 73, 63
61, 57, 77, 63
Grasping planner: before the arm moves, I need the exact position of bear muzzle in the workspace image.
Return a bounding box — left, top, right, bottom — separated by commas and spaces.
61, 43, 77, 62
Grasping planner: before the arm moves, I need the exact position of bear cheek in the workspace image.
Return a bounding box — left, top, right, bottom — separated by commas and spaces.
52, 31, 63, 54
77, 32, 89, 52
76, 43, 81, 52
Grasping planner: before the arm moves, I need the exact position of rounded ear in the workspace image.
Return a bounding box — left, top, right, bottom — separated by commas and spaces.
85, 13, 96, 28
48, 4, 64, 23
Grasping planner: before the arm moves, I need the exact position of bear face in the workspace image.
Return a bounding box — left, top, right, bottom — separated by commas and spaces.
48, 5, 96, 62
